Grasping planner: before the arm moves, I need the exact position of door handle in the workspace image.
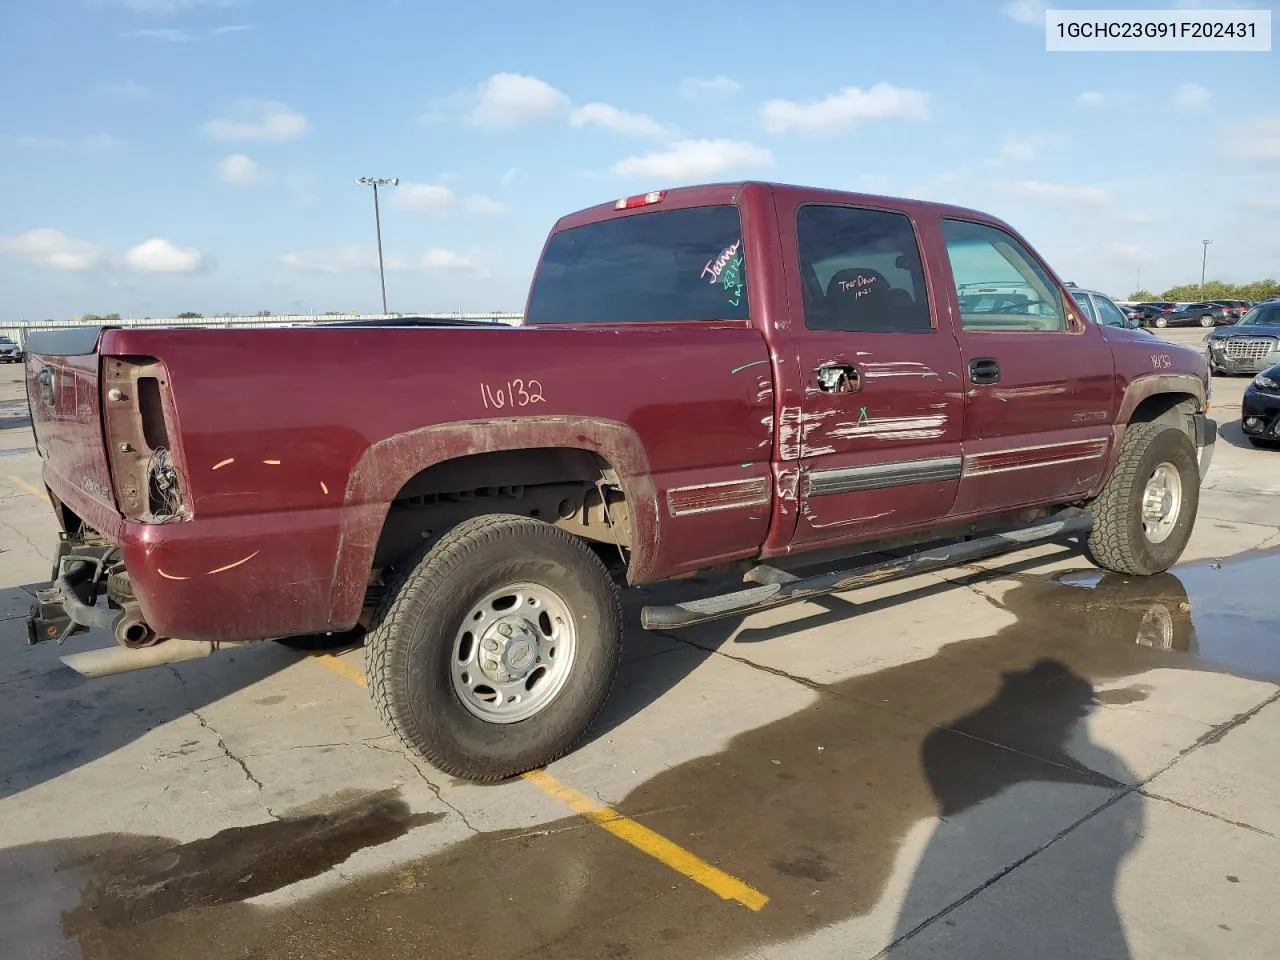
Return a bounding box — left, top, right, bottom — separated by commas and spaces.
815, 363, 861, 394
968, 358, 1000, 385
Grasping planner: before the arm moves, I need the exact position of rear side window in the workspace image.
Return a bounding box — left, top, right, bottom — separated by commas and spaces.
795, 205, 933, 333
525, 205, 748, 324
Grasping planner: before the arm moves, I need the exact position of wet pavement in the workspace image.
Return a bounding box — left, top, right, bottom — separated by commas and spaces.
1, 342, 1278, 960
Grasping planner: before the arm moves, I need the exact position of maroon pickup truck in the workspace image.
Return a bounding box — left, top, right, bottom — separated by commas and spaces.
23, 181, 1216, 781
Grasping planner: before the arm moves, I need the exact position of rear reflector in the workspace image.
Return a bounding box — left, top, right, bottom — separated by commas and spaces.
614, 191, 666, 210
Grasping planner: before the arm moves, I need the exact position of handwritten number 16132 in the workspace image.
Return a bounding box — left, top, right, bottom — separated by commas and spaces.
480, 379, 546, 409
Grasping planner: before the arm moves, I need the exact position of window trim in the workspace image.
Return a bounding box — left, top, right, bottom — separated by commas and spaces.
793, 200, 937, 335
939, 215, 1085, 336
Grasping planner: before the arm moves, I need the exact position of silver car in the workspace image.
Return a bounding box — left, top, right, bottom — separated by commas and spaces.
0, 336, 22, 363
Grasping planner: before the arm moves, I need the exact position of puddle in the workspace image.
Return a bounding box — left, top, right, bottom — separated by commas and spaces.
6, 551, 1277, 959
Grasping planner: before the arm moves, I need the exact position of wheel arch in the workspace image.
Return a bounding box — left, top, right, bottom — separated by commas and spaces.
326, 416, 659, 628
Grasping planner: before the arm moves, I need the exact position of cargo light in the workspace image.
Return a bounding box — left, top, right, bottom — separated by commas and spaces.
615, 191, 666, 210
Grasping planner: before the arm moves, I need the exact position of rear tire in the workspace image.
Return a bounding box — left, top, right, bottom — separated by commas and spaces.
1086, 421, 1199, 576
366, 513, 623, 781
1199, 315, 1215, 327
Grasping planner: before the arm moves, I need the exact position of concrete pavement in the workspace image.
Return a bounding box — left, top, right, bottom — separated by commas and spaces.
1, 327, 1277, 960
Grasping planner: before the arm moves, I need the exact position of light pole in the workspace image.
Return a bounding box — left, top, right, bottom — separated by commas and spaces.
1200, 239, 1213, 299
356, 176, 399, 315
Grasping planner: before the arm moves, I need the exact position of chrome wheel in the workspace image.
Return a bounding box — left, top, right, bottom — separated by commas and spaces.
1141, 462, 1183, 545
1199, 315, 1214, 327
451, 581, 578, 723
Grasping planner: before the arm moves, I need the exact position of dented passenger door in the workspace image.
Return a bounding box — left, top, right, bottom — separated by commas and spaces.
778, 201, 965, 551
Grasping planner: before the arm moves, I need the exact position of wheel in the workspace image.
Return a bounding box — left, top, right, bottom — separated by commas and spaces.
1154, 316, 1168, 328
1248, 438, 1280, 450
1199, 315, 1215, 327
365, 513, 623, 781
1086, 421, 1199, 576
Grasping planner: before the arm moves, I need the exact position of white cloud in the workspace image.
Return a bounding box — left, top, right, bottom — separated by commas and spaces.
1103, 242, 1152, 263
569, 103, 670, 138
501, 167, 519, 187
81, 133, 124, 152
465, 73, 569, 128
1117, 210, 1154, 225
1001, 180, 1109, 205
612, 138, 774, 180
123, 238, 204, 274
0, 229, 104, 271
204, 100, 309, 141
1228, 115, 1280, 164
279, 246, 409, 275
391, 181, 505, 217
1075, 90, 1104, 108
218, 153, 261, 186
760, 82, 931, 134
112, 0, 240, 12
1003, 0, 1047, 25
3, 134, 64, 149
119, 28, 192, 41
422, 249, 477, 271
679, 75, 743, 99
96, 79, 152, 100
985, 134, 1057, 167
210, 24, 252, 35
1175, 83, 1211, 110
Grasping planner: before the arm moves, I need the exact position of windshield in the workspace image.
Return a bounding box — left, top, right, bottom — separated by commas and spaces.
1238, 304, 1280, 326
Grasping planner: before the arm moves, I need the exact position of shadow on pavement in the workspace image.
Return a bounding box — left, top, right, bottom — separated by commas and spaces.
20, 539, 1279, 959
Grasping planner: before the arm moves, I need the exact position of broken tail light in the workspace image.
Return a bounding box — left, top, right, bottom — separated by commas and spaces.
102, 356, 188, 522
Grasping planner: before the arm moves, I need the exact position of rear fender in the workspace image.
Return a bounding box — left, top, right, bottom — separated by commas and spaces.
328, 416, 657, 627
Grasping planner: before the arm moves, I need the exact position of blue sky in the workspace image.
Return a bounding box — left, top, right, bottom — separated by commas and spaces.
0, 0, 1276, 319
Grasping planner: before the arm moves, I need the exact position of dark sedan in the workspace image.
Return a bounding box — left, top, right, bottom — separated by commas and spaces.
1151, 302, 1234, 328
1241, 361, 1280, 449
1205, 300, 1280, 375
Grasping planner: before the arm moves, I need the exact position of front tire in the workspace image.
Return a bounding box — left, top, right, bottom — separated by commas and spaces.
1086, 421, 1200, 576
366, 513, 623, 781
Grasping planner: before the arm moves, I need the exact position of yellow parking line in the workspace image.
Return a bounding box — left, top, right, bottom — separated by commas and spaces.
521, 768, 769, 911
8, 475, 49, 502
312, 652, 368, 687
311, 652, 769, 911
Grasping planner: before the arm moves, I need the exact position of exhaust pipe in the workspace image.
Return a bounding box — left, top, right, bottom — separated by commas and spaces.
61, 638, 219, 678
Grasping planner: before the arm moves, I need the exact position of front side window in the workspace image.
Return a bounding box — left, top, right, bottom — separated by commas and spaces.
1241, 305, 1280, 326
794, 204, 933, 333
525, 205, 748, 324
941, 219, 1067, 332
1095, 295, 1130, 328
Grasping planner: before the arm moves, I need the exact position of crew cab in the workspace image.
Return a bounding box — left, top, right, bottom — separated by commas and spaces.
22, 181, 1217, 781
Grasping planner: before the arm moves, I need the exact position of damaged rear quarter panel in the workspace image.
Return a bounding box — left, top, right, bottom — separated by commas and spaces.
101, 322, 775, 638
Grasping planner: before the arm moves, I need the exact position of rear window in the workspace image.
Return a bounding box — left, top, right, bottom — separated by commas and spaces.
525, 205, 749, 324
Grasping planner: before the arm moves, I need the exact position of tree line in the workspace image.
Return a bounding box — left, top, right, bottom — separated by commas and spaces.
1128, 279, 1280, 303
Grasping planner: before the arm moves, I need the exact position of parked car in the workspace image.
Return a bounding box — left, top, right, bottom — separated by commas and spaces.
22, 180, 1217, 781
1067, 287, 1153, 335
1150, 302, 1234, 328
1126, 303, 1168, 326
0, 336, 22, 363
1214, 299, 1254, 320
1241, 359, 1280, 449
1204, 299, 1280, 375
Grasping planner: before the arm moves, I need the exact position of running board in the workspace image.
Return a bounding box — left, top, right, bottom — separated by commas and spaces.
640, 509, 1092, 631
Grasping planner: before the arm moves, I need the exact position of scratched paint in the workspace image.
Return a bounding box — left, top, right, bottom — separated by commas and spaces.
207, 550, 261, 575
828, 414, 949, 441
777, 406, 804, 461
860, 361, 939, 379
730, 359, 769, 375
665, 478, 771, 517
775, 467, 800, 516
991, 384, 1068, 401
806, 507, 896, 530
211, 458, 234, 471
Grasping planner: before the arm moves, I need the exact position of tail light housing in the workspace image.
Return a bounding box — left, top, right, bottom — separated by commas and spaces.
101, 355, 188, 522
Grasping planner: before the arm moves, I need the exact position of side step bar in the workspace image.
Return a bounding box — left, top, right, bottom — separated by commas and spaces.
640, 508, 1092, 631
